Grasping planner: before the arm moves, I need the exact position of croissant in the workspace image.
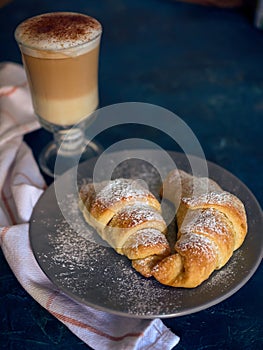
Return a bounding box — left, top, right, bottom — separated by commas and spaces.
152, 169, 248, 288
79, 178, 170, 277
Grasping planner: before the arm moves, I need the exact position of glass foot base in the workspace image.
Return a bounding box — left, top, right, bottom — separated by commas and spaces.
39, 140, 102, 178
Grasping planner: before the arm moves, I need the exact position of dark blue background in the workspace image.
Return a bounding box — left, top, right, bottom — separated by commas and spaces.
0, 0, 262, 349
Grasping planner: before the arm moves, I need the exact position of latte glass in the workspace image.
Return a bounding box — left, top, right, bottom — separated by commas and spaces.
15, 12, 102, 176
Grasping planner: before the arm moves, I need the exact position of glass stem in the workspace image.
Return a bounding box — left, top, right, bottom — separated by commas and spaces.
54, 127, 86, 157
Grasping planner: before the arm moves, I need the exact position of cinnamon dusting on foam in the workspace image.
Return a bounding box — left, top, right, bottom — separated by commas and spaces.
15, 12, 102, 53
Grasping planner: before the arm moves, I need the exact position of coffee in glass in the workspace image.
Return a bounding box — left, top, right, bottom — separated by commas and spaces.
15, 12, 103, 176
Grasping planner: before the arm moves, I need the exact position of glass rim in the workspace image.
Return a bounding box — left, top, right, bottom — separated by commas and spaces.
14, 11, 102, 53
15, 30, 102, 53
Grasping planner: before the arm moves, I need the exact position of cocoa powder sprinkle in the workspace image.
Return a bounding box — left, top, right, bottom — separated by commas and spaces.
16, 12, 102, 49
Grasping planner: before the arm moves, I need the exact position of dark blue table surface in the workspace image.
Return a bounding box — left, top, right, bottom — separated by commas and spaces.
0, 0, 262, 349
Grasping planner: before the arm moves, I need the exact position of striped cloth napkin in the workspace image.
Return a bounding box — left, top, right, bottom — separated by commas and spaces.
0, 62, 180, 350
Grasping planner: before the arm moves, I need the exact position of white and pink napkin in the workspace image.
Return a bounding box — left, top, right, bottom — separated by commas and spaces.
0, 62, 180, 349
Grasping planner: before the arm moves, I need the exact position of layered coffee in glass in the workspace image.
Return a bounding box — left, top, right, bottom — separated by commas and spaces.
15, 12, 102, 176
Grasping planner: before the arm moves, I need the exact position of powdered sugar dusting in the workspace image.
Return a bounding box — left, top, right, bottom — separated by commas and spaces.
181, 208, 232, 237
36, 216, 182, 315
164, 169, 222, 203
128, 228, 168, 248
183, 191, 244, 217
176, 233, 217, 263
109, 203, 164, 228
204, 249, 244, 290
30, 154, 252, 317
33, 172, 183, 316
95, 178, 154, 209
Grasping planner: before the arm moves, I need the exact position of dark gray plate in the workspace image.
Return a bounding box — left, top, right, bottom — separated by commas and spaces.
29, 150, 262, 318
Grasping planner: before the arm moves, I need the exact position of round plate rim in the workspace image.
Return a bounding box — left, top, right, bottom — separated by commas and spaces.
29, 150, 263, 318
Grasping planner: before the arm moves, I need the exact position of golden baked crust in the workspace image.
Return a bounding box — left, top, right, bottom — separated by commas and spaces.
79, 178, 170, 276
79, 171, 248, 288
152, 169, 248, 288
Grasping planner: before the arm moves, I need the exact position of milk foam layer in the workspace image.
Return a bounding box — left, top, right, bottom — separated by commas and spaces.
15, 12, 102, 56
